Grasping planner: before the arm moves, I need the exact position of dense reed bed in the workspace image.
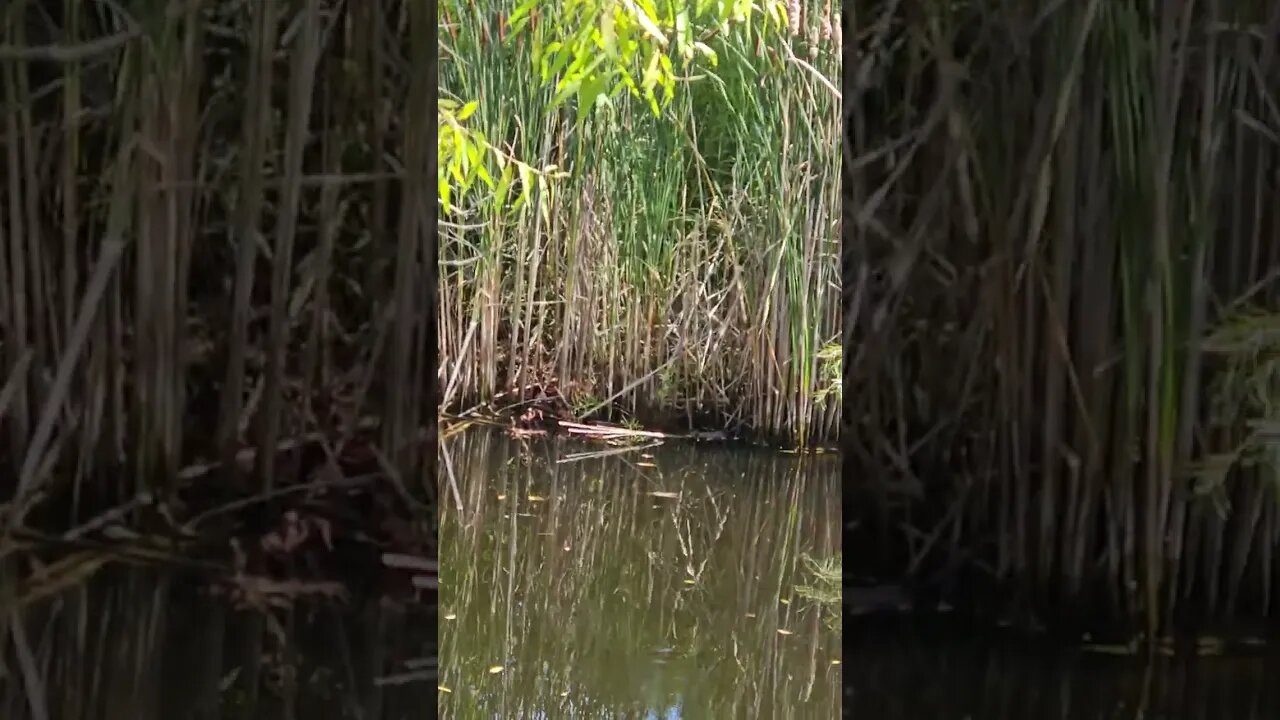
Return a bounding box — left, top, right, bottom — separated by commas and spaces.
438, 0, 841, 445
848, 0, 1280, 631
0, 1, 432, 506
0, 4, 435, 713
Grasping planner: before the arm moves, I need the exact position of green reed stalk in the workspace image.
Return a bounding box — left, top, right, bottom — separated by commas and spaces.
438, 0, 840, 445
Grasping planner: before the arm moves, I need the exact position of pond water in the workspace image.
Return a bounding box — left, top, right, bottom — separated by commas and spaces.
437, 428, 842, 718
849, 618, 1280, 719
0, 565, 434, 719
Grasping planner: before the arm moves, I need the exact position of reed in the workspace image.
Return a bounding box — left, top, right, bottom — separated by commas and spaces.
849, 0, 1280, 630
438, 0, 842, 446
0, 1, 433, 508
0, 4, 436, 715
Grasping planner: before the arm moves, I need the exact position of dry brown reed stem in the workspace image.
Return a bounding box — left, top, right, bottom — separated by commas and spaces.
0, 1, 432, 515
438, 0, 841, 447
848, 0, 1280, 630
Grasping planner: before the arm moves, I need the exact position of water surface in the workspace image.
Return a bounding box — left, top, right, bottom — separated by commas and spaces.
849, 618, 1280, 719
1, 565, 433, 719
438, 429, 842, 718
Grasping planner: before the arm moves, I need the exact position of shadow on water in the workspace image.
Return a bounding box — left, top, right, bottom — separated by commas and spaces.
0, 563, 435, 712
439, 429, 842, 718
849, 620, 1280, 719
1, 551, 434, 719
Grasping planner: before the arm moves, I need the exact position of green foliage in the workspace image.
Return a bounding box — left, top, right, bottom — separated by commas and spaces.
438, 0, 839, 443
814, 342, 841, 406
511, 0, 790, 119
438, 0, 794, 210
793, 552, 841, 632
1194, 309, 1280, 515
437, 96, 567, 214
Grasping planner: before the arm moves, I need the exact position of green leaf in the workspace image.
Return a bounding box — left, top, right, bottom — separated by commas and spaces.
457, 100, 479, 121
464, 141, 487, 188
494, 163, 514, 207
537, 177, 553, 225
439, 177, 452, 212
692, 41, 717, 67
450, 155, 467, 186
474, 160, 494, 189
675, 9, 690, 60
508, 0, 538, 34
601, 10, 617, 54
576, 71, 612, 124
547, 43, 574, 81
641, 49, 661, 93
540, 41, 565, 80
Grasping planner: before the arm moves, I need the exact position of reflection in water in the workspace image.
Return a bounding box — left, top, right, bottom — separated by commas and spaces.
439, 429, 842, 718
849, 620, 1280, 719
0, 565, 434, 719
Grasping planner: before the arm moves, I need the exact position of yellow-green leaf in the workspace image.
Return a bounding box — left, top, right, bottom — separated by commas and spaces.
439, 177, 452, 212
692, 41, 717, 66
495, 164, 514, 207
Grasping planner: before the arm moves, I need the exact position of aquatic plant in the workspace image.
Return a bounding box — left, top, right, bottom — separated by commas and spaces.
0, 3, 436, 712
849, 0, 1280, 631
0, 1, 434, 497
793, 551, 840, 632
438, 0, 840, 445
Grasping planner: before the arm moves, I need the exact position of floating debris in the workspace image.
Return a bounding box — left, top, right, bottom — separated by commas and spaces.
382, 553, 436, 573
1080, 641, 1138, 656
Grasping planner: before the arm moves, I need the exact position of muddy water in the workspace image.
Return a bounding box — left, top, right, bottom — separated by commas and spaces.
438, 429, 842, 718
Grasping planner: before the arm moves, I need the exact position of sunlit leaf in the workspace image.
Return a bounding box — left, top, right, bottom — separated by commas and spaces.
438, 177, 451, 212
494, 164, 514, 206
